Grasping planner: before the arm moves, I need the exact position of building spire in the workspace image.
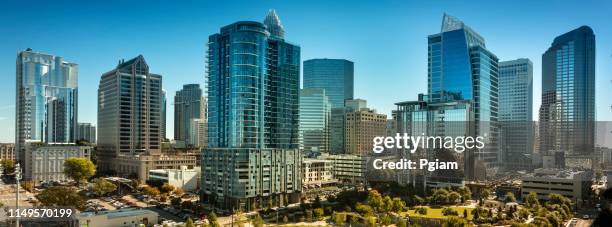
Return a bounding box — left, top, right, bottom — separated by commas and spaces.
264, 9, 285, 39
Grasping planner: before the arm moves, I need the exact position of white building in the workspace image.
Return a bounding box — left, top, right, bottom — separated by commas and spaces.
24, 143, 91, 183
148, 165, 200, 191
75, 208, 158, 227
318, 153, 366, 184
302, 158, 336, 188
521, 168, 592, 207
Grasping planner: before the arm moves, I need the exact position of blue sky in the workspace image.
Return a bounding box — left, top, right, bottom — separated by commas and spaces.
1, 0, 611, 142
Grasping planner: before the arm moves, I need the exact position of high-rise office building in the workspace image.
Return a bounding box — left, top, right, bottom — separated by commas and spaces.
77, 123, 97, 144
202, 10, 302, 211
15, 49, 78, 162
330, 99, 367, 154
499, 59, 533, 170
428, 14, 499, 170
303, 59, 354, 109
161, 89, 167, 141
174, 84, 204, 147
299, 88, 331, 154
539, 26, 595, 168
97, 55, 163, 172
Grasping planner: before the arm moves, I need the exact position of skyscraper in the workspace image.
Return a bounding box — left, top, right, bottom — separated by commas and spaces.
499, 59, 533, 170
330, 99, 367, 154
299, 88, 331, 154
97, 55, 162, 171
303, 59, 354, 109
428, 14, 499, 170
344, 106, 387, 156
539, 26, 595, 168
77, 122, 97, 144
202, 10, 301, 211
161, 89, 167, 141
15, 49, 78, 162
174, 84, 204, 147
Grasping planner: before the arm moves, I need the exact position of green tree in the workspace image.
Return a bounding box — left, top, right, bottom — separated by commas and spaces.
367, 190, 384, 211
380, 214, 391, 225
36, 186, 86, 210
457, 186, 472, 203
383, 195, 393, 212
525, 192, 539, 208
412, 195, 425, 206
1, 159, 15, 175
355, 203, 375, 216
480, 189, 491, 201
505, 192, 517, 203
251, 214, 264, 227
416, 206, 428, 215
442, 216, 467, 227
365, 216, 377, 227
334, 213, 347, 226
432, 188, 450, 205
448, 191, 461, 204
63, 157, 95, 185
185, 217, 194, 227
547, 193, 571, 207
90, 178, 117, 196
208, 211, 220, 227
391, 197, 405, 212
314, 207, 325, 220
397, 218, 407, 227
532, 216, 551, 227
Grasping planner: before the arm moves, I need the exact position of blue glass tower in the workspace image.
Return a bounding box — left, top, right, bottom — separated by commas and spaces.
15, 49, 78, 162
303, 59, 354, 109
203, 10, 301, 211
174, 84, 203, 147
428, 14, 499, 171
539, 26, 595, 168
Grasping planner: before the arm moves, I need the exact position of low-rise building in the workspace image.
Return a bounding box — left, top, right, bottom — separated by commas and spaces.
319, 153, 366, 184
149, 165, 200, 191
0, 143, 15, 161
302, 158, 336, 188
75, 208, 159, 227
23, 143, 92, 183
521, 168, 592, 207
114, 154, 197, 182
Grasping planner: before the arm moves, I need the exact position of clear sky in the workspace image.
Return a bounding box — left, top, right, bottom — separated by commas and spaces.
1, 0, 611, 142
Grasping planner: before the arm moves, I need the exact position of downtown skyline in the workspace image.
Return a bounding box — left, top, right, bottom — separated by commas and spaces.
1, 0, 612, 142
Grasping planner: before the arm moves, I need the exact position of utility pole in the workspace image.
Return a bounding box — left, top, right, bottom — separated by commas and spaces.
15, 163, 21, 227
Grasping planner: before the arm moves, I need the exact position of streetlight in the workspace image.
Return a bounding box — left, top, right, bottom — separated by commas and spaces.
15, 163, 21, 227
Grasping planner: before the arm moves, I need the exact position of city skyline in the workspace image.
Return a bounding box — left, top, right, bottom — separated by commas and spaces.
1, 0, 612, 142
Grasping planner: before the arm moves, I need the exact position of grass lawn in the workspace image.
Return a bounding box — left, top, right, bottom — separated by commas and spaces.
406, 206, 474, 220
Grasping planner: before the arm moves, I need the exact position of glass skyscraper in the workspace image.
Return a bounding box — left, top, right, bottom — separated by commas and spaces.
174, 84, 204, 147
303, 59, 354, 109
499, 59, 533, 171
203, 10, 301, 211
15, 49, 78, 162
299, 88, 331, 155
539, 26, 595, 168
428, 14, 499, 170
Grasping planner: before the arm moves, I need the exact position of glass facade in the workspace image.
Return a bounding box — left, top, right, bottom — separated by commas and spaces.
427, 14, 499, 170
174, 84, 204, 147
303, 59, 354, 109
15, 49, 78, 162
499, 59, 533, 170
299, 88, 331, 154
539, 26, 595, 167
203, 13, 302, 211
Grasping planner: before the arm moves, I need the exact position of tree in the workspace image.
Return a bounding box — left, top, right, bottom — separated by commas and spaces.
442, 216, 467, 227
432, 188, 450, 205
208, 211, 219, 227
480, 189, 491, 201
251, 214, 264, 227
160, 183, 175, 193
383, 195, 393, 212
504, 192, 517, 203
448, 191, 461, 205
525, 192, 539, 207
355, 203, 375, 216
532, 216, 551, 226
416, 206, 428, 215
63, 157, 95, 185
142, 185, 160, 197
185, 217, 194, 227
391, 197, 406, 213
1, 159, 15, 175
380, 214, 391, 225
547, 193, 571, 207
36, 186, 86, 210
367, 190, 384, 211
412, 195, 425, 206
314, 208, 324, 220
397, 219, 407, 227
457, 186, 472, 203
334, 213, 346, 226
90, 178, 117, 196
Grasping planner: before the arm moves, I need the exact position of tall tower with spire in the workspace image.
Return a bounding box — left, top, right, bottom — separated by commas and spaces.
264, 9, 285, 39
